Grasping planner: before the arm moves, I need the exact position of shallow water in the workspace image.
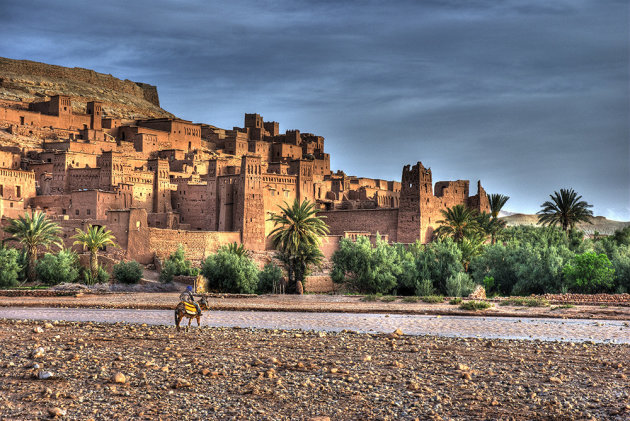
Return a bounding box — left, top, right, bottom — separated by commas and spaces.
0, 307, 628, 344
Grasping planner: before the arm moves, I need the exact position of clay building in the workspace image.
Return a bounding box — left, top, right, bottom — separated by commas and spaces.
0, 93, 489, 262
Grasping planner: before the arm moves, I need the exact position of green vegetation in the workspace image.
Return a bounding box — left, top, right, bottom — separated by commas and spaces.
434, 204, 479, 242
380, 295, 397, 302
420, 295, 444, 304
562, 252, 615, 293
3, 211, 62, 282
361, 294, 381, 302
402, 296, 419, 303
201, 247, 259, 294
257, 262, 284, 294
551, 304, 575, 310
73, 225, 117, 281
445, 272, 476, 297
160, 245, 199, 283
112, 260, 144, 284
449, 297, 463, 305
500, 298, 550, 307
35, 250, 79, 285
537, 188, 593, 234
82, 266, 109, 284
459, 300, 492, 311
0, 248, 21, 288
268, 199, 329, 294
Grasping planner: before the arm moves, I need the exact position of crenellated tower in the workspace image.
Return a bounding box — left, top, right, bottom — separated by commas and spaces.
236, 155, 265, 250
396, 162, 433, 243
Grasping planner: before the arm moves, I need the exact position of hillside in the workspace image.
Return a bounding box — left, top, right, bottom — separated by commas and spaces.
0, 57, 174, 119
500, 214, 630, 235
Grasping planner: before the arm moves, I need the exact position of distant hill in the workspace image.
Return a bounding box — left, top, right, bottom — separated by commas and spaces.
500, 214, 630, 235
0, 57, 174, 120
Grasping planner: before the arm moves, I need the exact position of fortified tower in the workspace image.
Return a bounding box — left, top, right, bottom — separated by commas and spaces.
86, 101, 103, 130
397, 162, 433, 243
148, 158, 172, 213
236, 155, 265, 250
98, 151, 124, 190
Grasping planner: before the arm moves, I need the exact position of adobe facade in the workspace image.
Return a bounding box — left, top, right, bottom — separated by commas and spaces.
0, 94, 489, 262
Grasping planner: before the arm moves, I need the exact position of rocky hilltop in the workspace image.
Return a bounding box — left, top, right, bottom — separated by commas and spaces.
0, 57, 174, 119
500, 213, 630, 235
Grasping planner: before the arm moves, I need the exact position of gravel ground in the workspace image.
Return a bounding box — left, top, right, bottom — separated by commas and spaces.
0, 319, 628, 420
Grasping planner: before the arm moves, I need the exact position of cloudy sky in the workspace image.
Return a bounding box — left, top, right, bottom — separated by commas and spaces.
1, 0, 628, 219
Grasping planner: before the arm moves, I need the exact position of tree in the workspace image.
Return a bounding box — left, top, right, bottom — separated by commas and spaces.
488, 194, 510, 219
563, 252, 615, 293
268, 199, 329, 294
458, 232, 486, 272
434, 204, 479, 243
73, 225, 117, 282
537, 188, 593, 234
0, 247, 21, 288
3, 211, 62, 282
159, 244, 198, 282
36, 250, 80, 285
476, 212, 506, 245
201, 248, 259, 294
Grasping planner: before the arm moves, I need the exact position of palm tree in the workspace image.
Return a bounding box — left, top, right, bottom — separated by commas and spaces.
434, 204, 479, 243
458, 232, 485, 272
73, 225, 117, 282
268, 199, 329, 294
220, 242, 250, 257
488, 194, 510, 219
537, 188, 593, 234
476, 211, 506, 245
3, 211, 62, 282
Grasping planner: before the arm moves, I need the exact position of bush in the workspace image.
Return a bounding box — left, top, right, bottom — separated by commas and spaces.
563, 252, 615, 293
459, 300, 492, 311
380, 295, 397, 302
414, 239, 464, 295
445, 272, 476, 297
82, 266, 110, 285
201, 249, 259, 294
0, 248, 21, 288
160, 245, 198, 283
332, 236, 401, 294
449, 297, 462, 305
415, 279, 434, 297
500, 298, 549, 307
36, 250, 79, 285
402, 296, 419, 303
421, 295, 444, 304
257, 262, 284, 294
113, 261, 143, 284
362, 294, 381, 302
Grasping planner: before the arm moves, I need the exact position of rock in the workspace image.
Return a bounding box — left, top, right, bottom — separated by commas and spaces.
461, 372, 472, 380
393, 328, 403, 336
44, 322, 54, 329
173, 378, 191, 389
362, 355, 372, 362
548, 377, 562, 384
38, 370, 53, 380
308, 417, 331, 421
468, 285, 486, 300
456, 363, 470, 371
48, 407, 66, 417
111, 372, 126, 384
33, 326, 44, 333
31, 347, 45, 358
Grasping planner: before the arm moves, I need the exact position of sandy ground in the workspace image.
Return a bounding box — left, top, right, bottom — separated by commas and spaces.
0, 319, 628, 420
1, 292, 629, 321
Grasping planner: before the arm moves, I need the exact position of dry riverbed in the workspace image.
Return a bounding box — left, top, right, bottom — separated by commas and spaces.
0, 319, 628, 420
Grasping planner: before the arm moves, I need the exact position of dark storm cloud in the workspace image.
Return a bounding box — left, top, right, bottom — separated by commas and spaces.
1, 0, 628, 219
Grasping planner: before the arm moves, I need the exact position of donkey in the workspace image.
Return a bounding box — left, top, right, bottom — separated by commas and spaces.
174, 296, 209, 332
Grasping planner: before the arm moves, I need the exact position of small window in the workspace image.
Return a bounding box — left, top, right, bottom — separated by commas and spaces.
16, 186, 21, 198
87, 209, 91, 215
75, 209, 79, 215
62, 209, 66, 215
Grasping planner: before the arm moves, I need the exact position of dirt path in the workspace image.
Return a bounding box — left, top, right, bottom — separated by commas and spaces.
1, 292, 629, 320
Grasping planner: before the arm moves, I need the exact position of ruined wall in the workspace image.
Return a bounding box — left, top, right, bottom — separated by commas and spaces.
317, 208, 399, 242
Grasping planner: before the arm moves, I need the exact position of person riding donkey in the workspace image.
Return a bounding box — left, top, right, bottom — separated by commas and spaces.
180, 285, 202, 315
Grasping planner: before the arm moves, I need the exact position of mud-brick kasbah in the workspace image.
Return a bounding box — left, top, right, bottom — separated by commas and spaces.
0, 58, 489, 268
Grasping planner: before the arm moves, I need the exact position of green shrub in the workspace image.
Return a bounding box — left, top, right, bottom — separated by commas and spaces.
551, 304, 575, 310
562, 252, 615, 293
380, 295, 397, 302
421, 295, 444, 304
201, 249, 259, 294
0, 248, 21, 288
36, 250, 79, 285
82, 266, 110, 285
160, 245, 198, 282
445, 272, 476, 297
415, 279, 434, 297
449, 297, 462, 305
459, 300, 492, 311
362, 294, 381, 302
332, 236, 401, 294
500, 298, 549, 307
413, 239, 464, 295
257, 262, 284, 294
482, 276, 495, 294
112, 260, 143, 284
402, 296, 419, 303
